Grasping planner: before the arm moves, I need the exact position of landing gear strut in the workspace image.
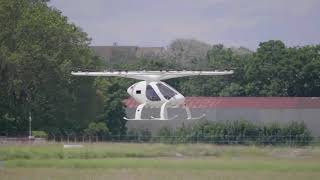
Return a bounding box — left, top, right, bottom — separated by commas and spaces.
124, 103, 205, 121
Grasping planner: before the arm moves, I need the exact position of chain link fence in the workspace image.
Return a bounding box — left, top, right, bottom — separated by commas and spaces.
47, 134, 319, 146
1, 134, 319, 146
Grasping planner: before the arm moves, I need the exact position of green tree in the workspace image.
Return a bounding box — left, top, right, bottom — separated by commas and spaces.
95, 78, 128, 135
163, 39, 211, 69
219, 83, 245, 96
0, 0, 100, 134
244, 40, 287, 96
84, 122, 109, 136
286, 45, 320, 96
244, 41, 320, 96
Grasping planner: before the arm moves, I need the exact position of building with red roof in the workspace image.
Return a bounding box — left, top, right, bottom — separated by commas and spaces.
124, 97, 320, 136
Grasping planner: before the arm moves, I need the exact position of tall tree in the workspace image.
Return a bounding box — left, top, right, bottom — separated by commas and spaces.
95, 78, 128, 135
245, 40, 288, 96
0, 0, 100, 134
162, 39, 211, 69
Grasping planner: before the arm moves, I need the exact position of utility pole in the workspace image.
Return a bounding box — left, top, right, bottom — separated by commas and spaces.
28, 111, 33, 139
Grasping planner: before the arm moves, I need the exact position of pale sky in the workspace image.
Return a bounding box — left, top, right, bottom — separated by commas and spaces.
49, 0, 320, 50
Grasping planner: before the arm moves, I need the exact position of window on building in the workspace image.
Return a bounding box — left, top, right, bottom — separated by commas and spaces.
146, 85, 161, 101
156, 83, 177, 100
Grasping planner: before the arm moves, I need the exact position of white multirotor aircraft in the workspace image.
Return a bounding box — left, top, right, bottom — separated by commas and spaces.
71, 70, 233, 120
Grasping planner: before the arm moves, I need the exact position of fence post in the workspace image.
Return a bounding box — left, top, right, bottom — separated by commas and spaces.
194, 134, 196, 144
227, 135, 230, 144
289, 132, 292, 147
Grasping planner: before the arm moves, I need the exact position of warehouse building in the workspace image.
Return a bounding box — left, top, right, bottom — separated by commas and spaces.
124, 97, 320, 136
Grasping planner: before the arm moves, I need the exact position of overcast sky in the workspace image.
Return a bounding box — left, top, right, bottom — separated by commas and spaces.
49, 0, 320, 50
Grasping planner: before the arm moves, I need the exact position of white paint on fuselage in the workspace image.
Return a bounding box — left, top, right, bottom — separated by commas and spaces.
127, 81, 185, 108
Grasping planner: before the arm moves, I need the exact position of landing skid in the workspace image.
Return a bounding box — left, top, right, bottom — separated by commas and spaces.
150, 115, 178, 120
124, 102, 206, 121
123, 117, 150, 121
124, 115, 178, 121
124, 114, 205, 121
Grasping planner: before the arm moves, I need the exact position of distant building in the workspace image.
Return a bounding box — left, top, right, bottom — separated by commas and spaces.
91, 45, 164, 64
124, 97, 320, 136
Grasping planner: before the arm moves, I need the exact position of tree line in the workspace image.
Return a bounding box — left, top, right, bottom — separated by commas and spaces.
0, 0, 319, 136
0, 0, 117, 135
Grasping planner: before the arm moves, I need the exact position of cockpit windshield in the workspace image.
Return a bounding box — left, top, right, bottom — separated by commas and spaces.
146, 85, 161, 101
156, 83, 177, 100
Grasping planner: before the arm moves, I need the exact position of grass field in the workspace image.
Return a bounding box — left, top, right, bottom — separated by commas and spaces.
1, 143, 320, 180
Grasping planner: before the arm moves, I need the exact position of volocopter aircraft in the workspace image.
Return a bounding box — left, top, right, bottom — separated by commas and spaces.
71, 70, 233, 120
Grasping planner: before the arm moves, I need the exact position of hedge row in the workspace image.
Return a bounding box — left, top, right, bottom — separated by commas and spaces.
128, 120, 313, 145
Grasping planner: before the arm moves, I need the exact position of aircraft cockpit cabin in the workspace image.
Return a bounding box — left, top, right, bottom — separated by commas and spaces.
127, 81, 184, 105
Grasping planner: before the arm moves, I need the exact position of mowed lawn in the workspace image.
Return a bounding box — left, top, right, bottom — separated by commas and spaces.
1, 143, 320, 180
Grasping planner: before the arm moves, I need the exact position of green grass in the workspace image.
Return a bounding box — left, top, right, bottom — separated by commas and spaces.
4, 157, 320, 172
1, 143, 320, 180
1, 143, 320, 160
1, 168, 320, 180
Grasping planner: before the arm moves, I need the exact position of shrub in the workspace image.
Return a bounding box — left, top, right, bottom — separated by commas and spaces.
127, 128, 152, 142
83, 122, 109, 136
282, 121, 313, 145
157, 127, 175, 143
32, 131, 48, 138
155, 120, 313, 146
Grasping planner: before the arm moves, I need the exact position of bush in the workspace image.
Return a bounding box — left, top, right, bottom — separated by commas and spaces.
32, 131, 48, 138
126, 128, 152, 142
155, 120, 313, 146
282, 121, 313, 146
84, 122, 109, 136
157, 127, 175, 143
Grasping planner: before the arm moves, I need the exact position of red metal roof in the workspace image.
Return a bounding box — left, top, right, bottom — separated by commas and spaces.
123, 97, 320, 109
